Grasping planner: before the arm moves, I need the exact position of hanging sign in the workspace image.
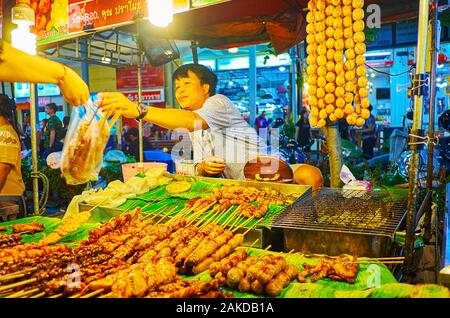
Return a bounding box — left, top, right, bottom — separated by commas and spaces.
68, 0, 190, 34
116, 64, 164, 90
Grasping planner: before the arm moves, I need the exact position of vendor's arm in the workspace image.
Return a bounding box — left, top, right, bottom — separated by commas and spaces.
0, 163, 12, 192
0, 41, 89, 106
96, 92, 208, 131
49, 129, 56, 148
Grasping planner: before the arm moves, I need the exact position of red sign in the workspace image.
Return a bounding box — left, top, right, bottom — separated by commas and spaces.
117, 64, 164, 90
123, 89, 165, 103
68, 0, 190, 34
68, 0, 147, 34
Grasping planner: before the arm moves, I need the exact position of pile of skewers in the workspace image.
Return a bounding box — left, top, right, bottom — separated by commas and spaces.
297, 255, 405, 283
184, 185, 298, 219
207, 247, 298, 297
0, 202, 274, 298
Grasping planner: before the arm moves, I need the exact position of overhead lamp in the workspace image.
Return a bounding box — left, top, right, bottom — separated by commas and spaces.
228, 47, 238, 53
364, 51, 392, 58
148, 0, 173, 27
278, 66, 286, 72
11, 0, 36, 55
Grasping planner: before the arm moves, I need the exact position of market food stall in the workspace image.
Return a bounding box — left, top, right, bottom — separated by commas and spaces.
1, 0, 450, 298
1, 171, 448, 298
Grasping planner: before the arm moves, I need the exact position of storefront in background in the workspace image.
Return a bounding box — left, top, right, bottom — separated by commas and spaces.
182, 44, 293, 123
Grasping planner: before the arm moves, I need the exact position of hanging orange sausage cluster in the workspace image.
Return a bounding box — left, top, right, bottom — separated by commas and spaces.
305, 0, 371, 128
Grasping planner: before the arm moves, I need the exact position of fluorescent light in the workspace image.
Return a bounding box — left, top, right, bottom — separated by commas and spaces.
148, 0, 173, 27
364, 51, 392, 57
11, 3, 36, 55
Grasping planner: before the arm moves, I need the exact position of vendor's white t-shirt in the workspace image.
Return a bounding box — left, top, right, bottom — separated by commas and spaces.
189, 94, 266, 180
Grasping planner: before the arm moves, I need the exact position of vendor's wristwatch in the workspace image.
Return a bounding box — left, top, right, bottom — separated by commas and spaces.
136, 103, 148, 121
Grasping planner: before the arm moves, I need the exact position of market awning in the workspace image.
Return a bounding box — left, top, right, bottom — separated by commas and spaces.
132, 0, 427, 55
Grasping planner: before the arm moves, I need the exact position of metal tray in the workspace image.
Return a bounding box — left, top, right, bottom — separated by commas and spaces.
271, 188, 408, 258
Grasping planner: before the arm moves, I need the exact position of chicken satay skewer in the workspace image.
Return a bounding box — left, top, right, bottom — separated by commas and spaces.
80, 288, 105, 298
232, 216, 255, 232
212, 208, 230, 225
196, 209, 217, 229
197, 212, 221, 231
154, 206, 179, 225
185, 201, 216, 226
228, 213, 244, 229
246, 238, 260, 251
30, 291, 46, 298
223, 207, 243, 229
242, 218, 263, 236
6, 287, 40, 298
0, 277, 37, 292
142, 202, 172, 220
165, 206, 195, 225
221, 206, 241, 228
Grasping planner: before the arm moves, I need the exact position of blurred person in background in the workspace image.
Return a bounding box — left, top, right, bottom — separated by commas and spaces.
0, 94, 25, 197
295, 109, 312, 151
361, 105, 377, 159
37, 118, 48, 158
122, 127, 151, 162
42, 103, 63, 160
22, 114, 32, 150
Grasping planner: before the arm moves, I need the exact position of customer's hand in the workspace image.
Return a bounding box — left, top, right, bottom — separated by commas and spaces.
96, 92, 139, 118
200, 157, 226, 176
58, 66, 90, 106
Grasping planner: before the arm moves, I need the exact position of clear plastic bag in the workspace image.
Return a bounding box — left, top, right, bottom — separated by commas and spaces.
61, 100, 110, 185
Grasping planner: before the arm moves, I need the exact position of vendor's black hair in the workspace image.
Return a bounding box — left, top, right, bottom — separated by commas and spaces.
173, 63, 217, 97
406, 111, 414, 120
45, 102, 58, 113
0, 94, 21, 137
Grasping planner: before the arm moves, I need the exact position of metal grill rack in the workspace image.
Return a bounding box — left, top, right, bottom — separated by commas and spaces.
267, 188, 407, 237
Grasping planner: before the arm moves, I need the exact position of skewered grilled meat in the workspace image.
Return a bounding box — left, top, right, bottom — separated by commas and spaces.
0, 233, 24, 248
12, 221, 44, 234
209, 249, 248, 278
226, 255, 259, 288
0, 226, 7, 231
146, 276, 226, 298
297, 256, 358, 283
185, 197, 201, 208
265, 265, 298, 297
86, 258, 177, 297
185, 230, 233, 268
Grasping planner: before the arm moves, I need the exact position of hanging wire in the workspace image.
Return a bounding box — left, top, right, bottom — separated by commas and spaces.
365, 63, 415, 77
31, 171, 49, 215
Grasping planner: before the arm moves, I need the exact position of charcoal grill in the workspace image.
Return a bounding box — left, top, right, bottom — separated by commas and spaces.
263, 188, 408, 258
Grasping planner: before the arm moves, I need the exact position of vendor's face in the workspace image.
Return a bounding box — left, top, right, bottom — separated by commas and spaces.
175, 70, 210, 111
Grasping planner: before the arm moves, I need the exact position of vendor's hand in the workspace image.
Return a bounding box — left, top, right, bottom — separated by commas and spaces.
96, 92, 139, 118
58, 67, 90, 106
200, 157, 226, 176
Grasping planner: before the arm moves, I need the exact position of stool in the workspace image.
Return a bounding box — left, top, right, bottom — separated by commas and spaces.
0, 202, 20, 223
0, 196, 27, 222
